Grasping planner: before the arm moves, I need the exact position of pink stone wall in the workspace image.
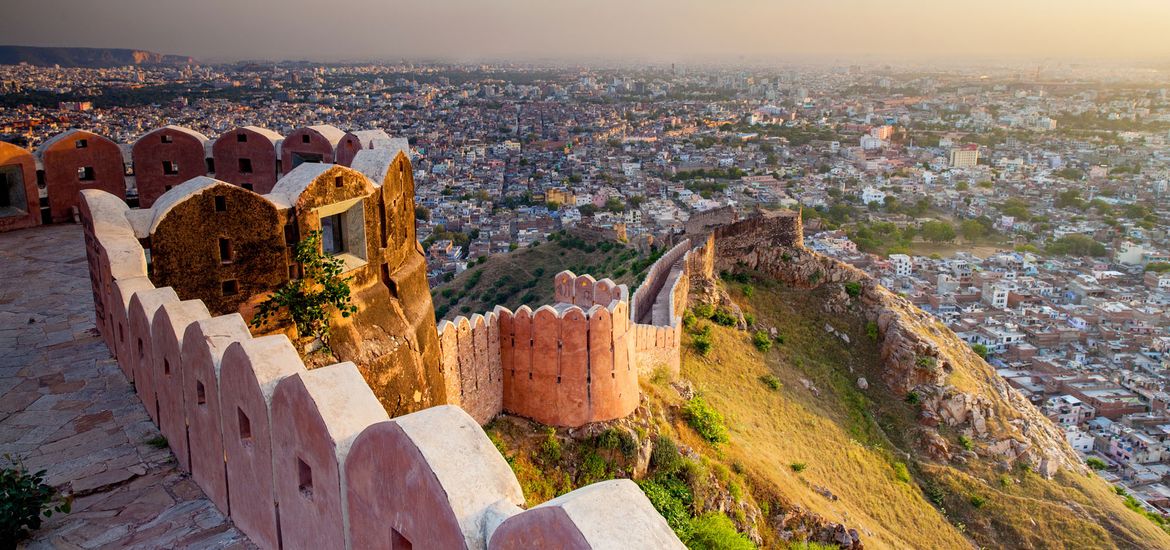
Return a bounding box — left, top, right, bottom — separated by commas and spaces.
182, 314, 252, 514
151, 299, 211, 472
220, 336, 305, 550
127, 288, 180, 424
78, 175, 683, 550
131, 126, 209, 207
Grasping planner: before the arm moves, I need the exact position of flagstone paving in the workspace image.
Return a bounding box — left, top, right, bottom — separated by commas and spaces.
0, 224, 253, 549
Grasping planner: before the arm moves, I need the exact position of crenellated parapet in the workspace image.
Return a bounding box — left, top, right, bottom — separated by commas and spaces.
78, 188, 683, 550
0, 123, 401, 233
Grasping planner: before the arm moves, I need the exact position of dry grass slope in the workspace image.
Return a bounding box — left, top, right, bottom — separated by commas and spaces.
679, 278, 1170, 549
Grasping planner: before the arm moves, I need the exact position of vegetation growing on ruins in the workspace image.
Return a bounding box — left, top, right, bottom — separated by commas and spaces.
250, 230, 358, 350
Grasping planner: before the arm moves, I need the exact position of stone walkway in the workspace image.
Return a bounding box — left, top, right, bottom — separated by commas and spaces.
0, 224, 253, 549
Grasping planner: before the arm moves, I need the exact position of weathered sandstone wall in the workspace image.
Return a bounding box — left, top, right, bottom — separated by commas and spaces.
79, 188, 684, 550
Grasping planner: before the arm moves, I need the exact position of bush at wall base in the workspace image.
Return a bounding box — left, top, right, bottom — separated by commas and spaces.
1, 455, 72, 548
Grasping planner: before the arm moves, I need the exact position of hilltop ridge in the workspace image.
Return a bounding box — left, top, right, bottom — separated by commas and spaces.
0, 45, 195, 67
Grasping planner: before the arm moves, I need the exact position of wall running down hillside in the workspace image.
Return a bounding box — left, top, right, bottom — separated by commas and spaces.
79, 188, 684, 550
437, 239, 712, 427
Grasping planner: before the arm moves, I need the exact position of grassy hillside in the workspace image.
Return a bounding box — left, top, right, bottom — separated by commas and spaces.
674, 278, 1170, 549
475, 240, 1170, 549
431, 230, 661, 321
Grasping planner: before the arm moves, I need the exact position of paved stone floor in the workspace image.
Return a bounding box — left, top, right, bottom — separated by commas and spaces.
0, 224, 253, 549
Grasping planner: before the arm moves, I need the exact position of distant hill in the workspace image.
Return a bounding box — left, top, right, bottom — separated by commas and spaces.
0, 45, 195, 68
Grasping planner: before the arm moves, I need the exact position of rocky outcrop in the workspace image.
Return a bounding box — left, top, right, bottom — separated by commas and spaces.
706, 215, 1084, 478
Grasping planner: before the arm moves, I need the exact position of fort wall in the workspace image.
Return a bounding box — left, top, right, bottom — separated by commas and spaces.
0, 123, 380, 233
79, 188, 683, 550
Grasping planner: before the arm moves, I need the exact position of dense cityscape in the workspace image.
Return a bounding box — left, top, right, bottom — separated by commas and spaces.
6, 55, 1170, 543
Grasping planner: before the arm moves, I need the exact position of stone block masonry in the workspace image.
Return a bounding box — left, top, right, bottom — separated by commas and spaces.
80, 188, 683, 548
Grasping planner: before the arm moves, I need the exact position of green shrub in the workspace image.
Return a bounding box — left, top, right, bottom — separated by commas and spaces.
752, 331, 773, 353
538, 428, 562, 464
742, 285, 754, 298
578, 452, 611, 485
1086, 457, 1108, 471
596, 428, 638, 459
683, 397, 729, 445
759, 374, 781, 391
844, 281, 862, 298
971, 343, 989, 359
146, 435, 168, 449
866, 321, 879, 341
894, 462, 911, 483
637, 477, 694, 539
743, 313, 756, 327
790, 462, 807, 473
924, 483, 946, 506
773, 333, 785, 345
711, 309, 738, 327
692, 331, 713, 356
683, 310, 697, 329
1, 456, 72, 544
905, 391, 921, 405
958, 435, 974, 451
808, 270, 822, 284
250, 230, 358, 351
692, 304, 715, 319
687, 513, 756, 550
969, 494, 987, 509
651, 436, 683, 475
915, 356, 938, 370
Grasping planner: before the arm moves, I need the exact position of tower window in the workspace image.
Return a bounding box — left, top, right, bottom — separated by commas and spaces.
221, 279, 238, 296
334, 176, 343, 188
302, 134, 311, 144
297, 458, 313, 497
163, 358, 171, 375
77, 166, 95, 181
238, 408, 252, 442
237, 133, 247, 143
242, 183, 254, 191
214, 195, 227, 212
75, 139, 88, 149
238, 158, 253, 174
196, 380, 206, 405
218, 238, 233, 263
162, 161, 179, 175
161, 134, 173, 144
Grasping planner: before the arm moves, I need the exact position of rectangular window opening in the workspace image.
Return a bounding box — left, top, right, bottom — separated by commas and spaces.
297, 457, 313, 497
301, 134, 311, 144
77, 166, 95, 181
196, 380, 206, 405
242, 183, 254, 191
238, 158, 253, 174
206, 158, 215, 173
162, 161, 179, 176
238, 408, 252, 441
163, 358, 171, 375
214, 195, 227, 212
161, 134, 173, 144
75, 139, 88, 149
219, 238, 233, 263
321, 213, 345, 255
237, 133, 247, 143
334, 176, 343, 188
221, 279, 239, 296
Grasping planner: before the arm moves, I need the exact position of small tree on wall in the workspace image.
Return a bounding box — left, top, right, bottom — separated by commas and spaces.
251, 230, 358, 352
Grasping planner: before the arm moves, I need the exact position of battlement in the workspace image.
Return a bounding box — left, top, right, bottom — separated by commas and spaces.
78, 187, 684, 550
0, 123, 408, 232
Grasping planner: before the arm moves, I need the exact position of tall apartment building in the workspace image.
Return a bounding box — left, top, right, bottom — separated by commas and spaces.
950, 144, 979, 168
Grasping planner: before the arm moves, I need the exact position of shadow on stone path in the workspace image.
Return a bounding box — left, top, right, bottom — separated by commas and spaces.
0, 224, 253, 549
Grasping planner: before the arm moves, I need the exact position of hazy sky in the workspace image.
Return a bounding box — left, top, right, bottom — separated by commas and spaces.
7, 0, 1170, 63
